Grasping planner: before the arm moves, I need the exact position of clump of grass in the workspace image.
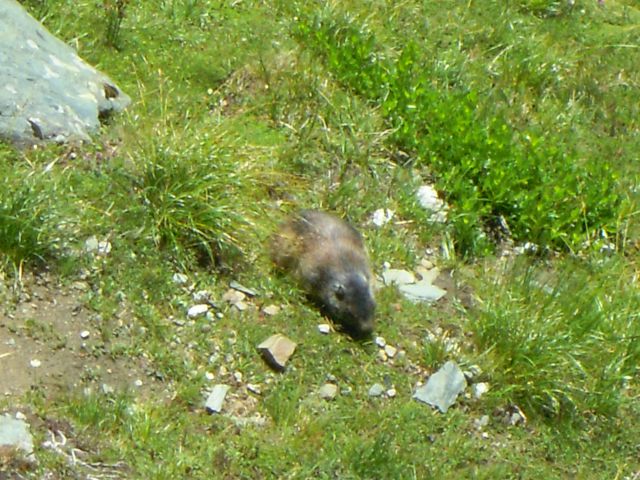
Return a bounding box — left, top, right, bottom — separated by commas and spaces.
469, 258, 640, 421
103, 0, 129, 49
120, 128, 267, 268
0, 151, 62, 270
294, 10, 623, 257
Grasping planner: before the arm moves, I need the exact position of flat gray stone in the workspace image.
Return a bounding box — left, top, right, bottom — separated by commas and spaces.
413, 361, 467, 413
0, 0, 130, 147
318, 383, 338, 400
205, 384, 230, 413
229, 281, 257, 297
0, 414, 34, 460
399, 281, 446, 303
257, 334, 296, 371
368, 383, 384, 397
382, 269, 416, 286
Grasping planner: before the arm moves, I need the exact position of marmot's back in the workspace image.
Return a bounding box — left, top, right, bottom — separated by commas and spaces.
271, 210, 375, 337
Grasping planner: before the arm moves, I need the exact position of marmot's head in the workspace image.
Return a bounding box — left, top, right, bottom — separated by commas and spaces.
317, 269, 376, 338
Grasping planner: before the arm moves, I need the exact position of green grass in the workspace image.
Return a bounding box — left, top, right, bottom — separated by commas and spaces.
1, 0, 640, 478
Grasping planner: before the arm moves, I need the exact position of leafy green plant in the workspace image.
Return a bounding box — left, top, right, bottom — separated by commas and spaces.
295, 11, 622, 257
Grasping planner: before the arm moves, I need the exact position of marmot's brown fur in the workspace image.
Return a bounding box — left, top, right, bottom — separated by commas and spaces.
271, 210, 376, 337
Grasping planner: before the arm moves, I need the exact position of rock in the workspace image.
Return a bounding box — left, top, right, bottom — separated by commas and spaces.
0, 0, 130, 147
386, 388, 397, 398
205, 384, 230, 413
384, 345, 397, 358
79, 330, 90, 339
416, 185, 449, 223
317, 324, 331, 334
474, 415, 490, 430
233, 301, 249, 311
318, 383, 338, 400
381, 269, 416, 286
0, 413, 35, 462
172, 273, 188, 285
29, 359, 41, 368
223, 289, 246, 305
187, 304, 209, 318
229, 281, 257, 297
262, 304, 280, 316
371, 208, 395, 227
413, 360, 467, 413
192, 290, 211, 303
257, 334, 296, 371
399, 282, 446, 303
502, 405, 527, 426
101, 383, 115, 395
375, 336, 387, 348
473, 382, 490, 399
133, 379, 143, 388
415, 267, 440, 284
247, 384, 262, 395
377, 349, 388, 362
368, 383, 385, 397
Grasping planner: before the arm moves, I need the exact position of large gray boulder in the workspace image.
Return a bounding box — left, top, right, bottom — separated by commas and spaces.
0, 0, 130, 147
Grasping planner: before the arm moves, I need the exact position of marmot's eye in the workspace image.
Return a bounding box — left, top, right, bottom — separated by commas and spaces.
334, 284, 345, 301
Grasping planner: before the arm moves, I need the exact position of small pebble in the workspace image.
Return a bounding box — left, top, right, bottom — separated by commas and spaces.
473, 382, 490, 399
377, 350, 388, 362
205, 384, 230, 414
386, 388, 397, 398
233, 301, 249, 311
247, 384, 262, 395
102, 383, 115, 395
229, 281, 257, 297
223, 289, 245, 305
29, 359, 41, 368
133, 379, 143, 388
192, 290, 211, 303
233, 371, 243, 383
258, 334, 297, 371
205, 372, 215, 381
318, 324, 331, 334
172, 273, 188, 285
80, 330, 90, 339
375, 336, 387, 348
318, 383, 338, 400
474, 415, 490, 430
384, 345, 397, 358
368, 383, 384, 397
187, 304, 209, 318
262, 304, 281, 316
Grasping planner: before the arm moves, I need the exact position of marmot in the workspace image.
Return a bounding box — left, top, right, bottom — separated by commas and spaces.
271, 210, 376, 338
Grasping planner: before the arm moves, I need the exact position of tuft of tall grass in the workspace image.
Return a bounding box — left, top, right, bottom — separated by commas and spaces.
0, 154, 62, 270
120, 128, 267, 268
469, 258, 640, 421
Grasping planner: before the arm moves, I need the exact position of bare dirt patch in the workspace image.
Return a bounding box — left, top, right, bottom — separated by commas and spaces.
0, 274, 158, 400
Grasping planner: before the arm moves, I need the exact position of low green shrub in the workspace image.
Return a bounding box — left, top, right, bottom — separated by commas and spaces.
295, 11, 622, 257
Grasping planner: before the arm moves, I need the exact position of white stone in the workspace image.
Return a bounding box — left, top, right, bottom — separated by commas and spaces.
187, 304, 209, 318
384, 345, 397, 358
205, 384, 230, 413
318, 324, 331, 334
371, 208, 395, 227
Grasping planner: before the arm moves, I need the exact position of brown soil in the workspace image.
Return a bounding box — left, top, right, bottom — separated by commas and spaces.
0, 274, 156, 400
